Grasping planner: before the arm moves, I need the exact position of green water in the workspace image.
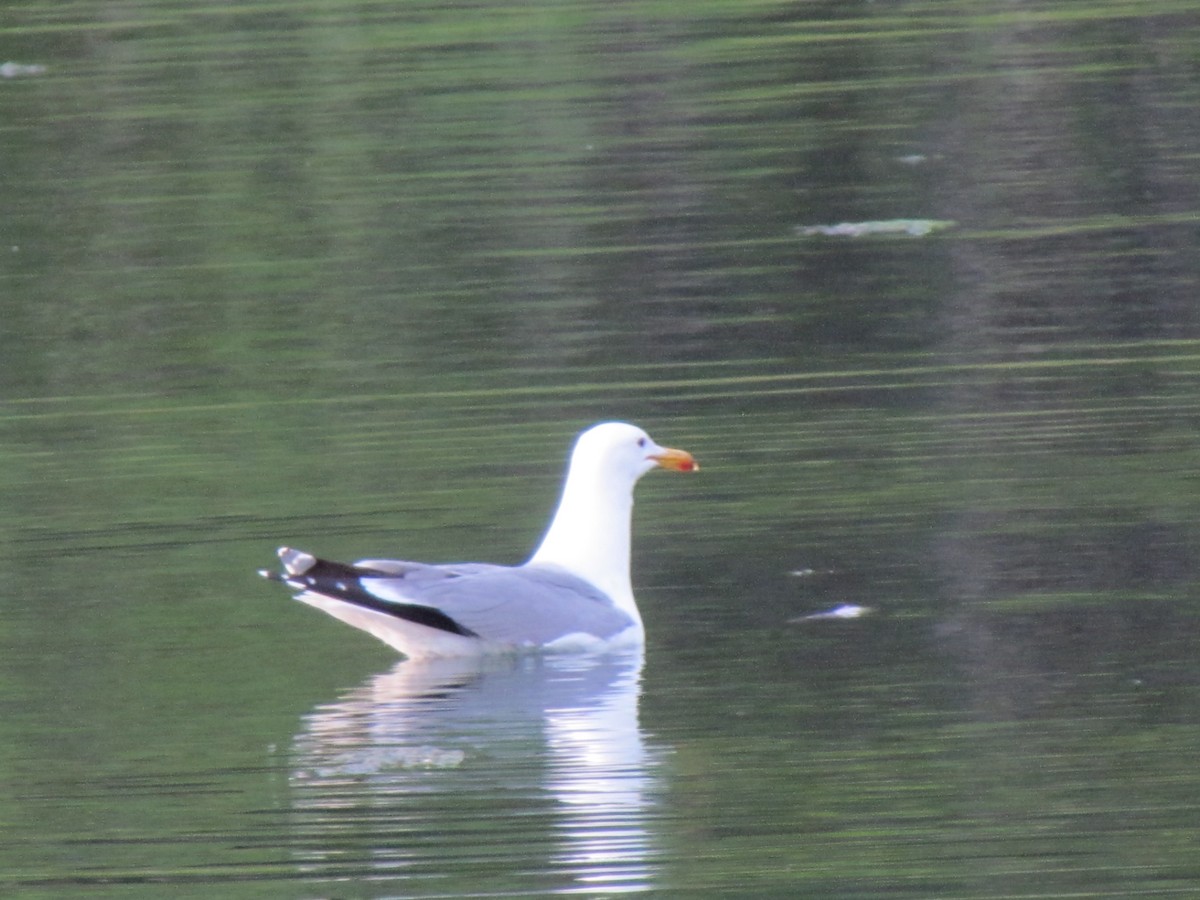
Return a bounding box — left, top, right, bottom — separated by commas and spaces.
3, 0, 1200, 896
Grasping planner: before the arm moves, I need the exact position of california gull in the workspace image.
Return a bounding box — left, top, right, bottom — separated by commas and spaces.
259, 421, 698, 659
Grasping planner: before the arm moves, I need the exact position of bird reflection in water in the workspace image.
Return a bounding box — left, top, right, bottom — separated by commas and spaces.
286, 651, 664, 894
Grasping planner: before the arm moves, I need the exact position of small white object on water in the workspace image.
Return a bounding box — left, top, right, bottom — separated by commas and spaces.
791, 604, 872, 622
0, 62, 47, 78
788, 567, 836, 578
796, 219, 955, 238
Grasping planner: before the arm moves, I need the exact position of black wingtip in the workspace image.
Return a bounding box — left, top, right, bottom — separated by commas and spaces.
261, 549, 479, 639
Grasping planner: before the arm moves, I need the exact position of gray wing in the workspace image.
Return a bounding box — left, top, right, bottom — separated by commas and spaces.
355, 560, 635, 646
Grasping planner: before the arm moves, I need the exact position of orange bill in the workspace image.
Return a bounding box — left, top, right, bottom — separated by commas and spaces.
651, 447, 698, 472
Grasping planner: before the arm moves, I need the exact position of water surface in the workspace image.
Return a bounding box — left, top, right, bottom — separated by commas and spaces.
3, 0, 1200, 896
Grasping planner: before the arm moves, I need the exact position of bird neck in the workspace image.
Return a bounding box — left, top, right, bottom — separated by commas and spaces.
528, 469, 639, 618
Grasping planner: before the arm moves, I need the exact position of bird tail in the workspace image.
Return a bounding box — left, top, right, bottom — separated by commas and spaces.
258, 546, 387, 586
258, 546, 477, 638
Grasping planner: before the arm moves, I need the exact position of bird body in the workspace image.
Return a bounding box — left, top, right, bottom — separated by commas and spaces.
260, 422, 696, 659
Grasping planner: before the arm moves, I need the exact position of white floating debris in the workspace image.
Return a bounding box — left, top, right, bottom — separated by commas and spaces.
0, 61, 47, 79
896, 154, 928, 165
791, 604, 872, 622
797, 219, 955, 238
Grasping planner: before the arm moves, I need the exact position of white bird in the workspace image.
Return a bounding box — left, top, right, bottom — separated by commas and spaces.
260, 422, 698, 659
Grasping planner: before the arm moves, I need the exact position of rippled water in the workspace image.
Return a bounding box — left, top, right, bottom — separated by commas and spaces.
286, 654, 657, 894
4, 0, 1200, 896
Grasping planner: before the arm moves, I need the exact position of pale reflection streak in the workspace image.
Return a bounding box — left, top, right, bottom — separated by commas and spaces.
542, 656, 659, 892
288, 651, 662, 894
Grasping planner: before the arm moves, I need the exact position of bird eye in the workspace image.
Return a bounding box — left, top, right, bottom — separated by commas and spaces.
637, 437, 647, 448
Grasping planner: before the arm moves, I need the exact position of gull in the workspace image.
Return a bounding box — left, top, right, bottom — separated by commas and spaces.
260, 422, 697, 659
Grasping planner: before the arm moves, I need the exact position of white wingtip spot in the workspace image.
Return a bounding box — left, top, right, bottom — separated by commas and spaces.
279, 547, 317, 575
